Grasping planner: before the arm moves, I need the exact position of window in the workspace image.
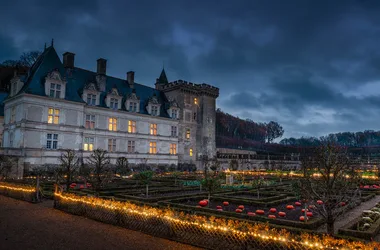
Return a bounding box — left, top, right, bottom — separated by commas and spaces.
9, 132, 14, 147
127, 141, 135, 153
189, 148, 193, 156
85, 115, 95, 129
110, 98, 118, 110
149, 142, 157, 154
194, 97, 198, 105
150, 124, 157, 135
186, 129, 190, 139
171, 109, 178, 119
49, 83, 61, 98
108, 118, 117, 131
170, 144, 177, 155
171, 126, 177, 137
10, 107, 16, 123
151, 106, 158, 116
87, 94, 96, 106
46, 134, 58, 149
108, 139, 116, 152
128, 120, 136, 133
84, 137, 94, 151
193, 112, 197, 121
48, 108, 60, 124
129, 102, 137, 112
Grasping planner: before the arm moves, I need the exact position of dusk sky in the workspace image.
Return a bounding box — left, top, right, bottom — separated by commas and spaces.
2, 0, 380, 139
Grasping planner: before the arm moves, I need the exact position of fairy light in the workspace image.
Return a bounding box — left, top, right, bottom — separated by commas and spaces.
0, 183, 36, 193
53, 192, 380, 250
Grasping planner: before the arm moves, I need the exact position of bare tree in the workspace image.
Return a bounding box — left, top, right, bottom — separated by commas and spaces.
115, 157, 130, 177
1, 51, 42, 67
299, 142, 361, 235
87, 149, 111, 195
59, 149, 80, 191
0, 156, 15, 180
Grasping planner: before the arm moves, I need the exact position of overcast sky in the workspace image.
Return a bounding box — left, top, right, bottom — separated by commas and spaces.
1, 0, 380, 139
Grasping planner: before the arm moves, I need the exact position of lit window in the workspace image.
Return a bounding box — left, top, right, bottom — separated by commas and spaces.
85, 115, 95, 129
110, 98, 118, 110
108, 139, 116, 152
171, 109, 178, 119
149, 142, 157, 154
108, 118, 117, 131
128, 120, 136, 133
170, 144, 177, 155
186, 129, 190, 139
150, 124, 157, 135
127, 141, 135, 153
171, 126, 177, 137
10, 107, 16, 123
129, 102, 137, 112
46, 134, 58, 149
48, 108, 60, 124
151, 106, 158, 116
87, 94, 96, 106
194, 98, 198, 105
84, 137, 94, 151
189, 148, 193, 156
49, 83, 61, 98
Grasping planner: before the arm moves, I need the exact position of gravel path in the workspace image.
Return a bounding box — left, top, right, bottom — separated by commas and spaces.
317, 195, 380, 234
0, 195, 202, 250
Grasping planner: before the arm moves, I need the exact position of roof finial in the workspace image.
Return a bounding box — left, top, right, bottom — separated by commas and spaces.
51, 38, 54, 47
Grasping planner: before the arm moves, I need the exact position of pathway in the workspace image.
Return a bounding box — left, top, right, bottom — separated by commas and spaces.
0, 195, 202, 250
317, 195, 380, 234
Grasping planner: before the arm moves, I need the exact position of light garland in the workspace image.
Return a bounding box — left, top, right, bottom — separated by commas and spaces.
55, 192, 379, 250
0, 183, 36, 193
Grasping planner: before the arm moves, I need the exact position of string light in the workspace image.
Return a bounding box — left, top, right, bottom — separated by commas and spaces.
0, 183, 36, 193
55, 192, 379, 250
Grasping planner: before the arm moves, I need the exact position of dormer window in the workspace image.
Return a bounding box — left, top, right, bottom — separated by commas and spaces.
87, 94, 97, 106
126, 91, 140, 113
106, 88, 122, 110
171, 109, 178, 119
45, 70, 66, 99
152, 106, 159, 116
110, 98, 119, 110
129, 102, 138, 112
49, 83, 61, 98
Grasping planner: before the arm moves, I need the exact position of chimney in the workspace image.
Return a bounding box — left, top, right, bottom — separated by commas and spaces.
63, 52, 75, 68
97, 58, 107, 75
127, 71, 135, 88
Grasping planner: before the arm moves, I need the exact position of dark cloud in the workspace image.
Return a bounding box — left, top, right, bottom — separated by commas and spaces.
2, 0, 380, 138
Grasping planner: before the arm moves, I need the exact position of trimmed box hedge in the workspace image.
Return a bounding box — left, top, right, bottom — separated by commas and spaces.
338, 216, 380, 240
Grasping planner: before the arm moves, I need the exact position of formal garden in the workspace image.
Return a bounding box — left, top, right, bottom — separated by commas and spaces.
1, 144, 380, 249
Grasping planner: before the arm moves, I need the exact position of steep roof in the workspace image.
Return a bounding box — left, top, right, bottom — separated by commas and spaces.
16, 46, 171, 118
158, 68, 168, 84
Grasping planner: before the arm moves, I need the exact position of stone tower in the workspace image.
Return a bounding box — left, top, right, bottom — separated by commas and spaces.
156, 69, 219, 168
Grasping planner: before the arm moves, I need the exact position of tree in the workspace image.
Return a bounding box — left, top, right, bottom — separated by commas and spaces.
134, 171, 154, 197
0, 51, 42, 67
229, 159, 239, 171
115, 157, 131, 177
251, 176, 265, 198
0, 156, 15, 180
87, 149, 111, 195
201, 171, 222, 202
299, 142, 361, 235
59, 149, 80, 191
265, 121, 284, 143
210, 157, 220, 172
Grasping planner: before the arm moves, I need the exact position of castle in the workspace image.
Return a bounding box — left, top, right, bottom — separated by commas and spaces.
1, 45, 219, 177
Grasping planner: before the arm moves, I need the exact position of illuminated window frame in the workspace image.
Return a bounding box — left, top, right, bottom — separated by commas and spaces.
48, 108, 60, 124
150, 123, 157, 135
170, 144, 177, 155
128, 120, 136, 133
149, 142, 157, 154
83, 137, 94, 151
108, 117, 117, 131
186, 129, 190, 139
189, 148, 193, 156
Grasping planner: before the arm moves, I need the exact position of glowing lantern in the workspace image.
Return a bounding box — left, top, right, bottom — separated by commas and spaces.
301, 209, 308, 213
286, 205, 295, 210
217, 208, 223, 211
295, 202, 301, 206
223, 201, 229, 206
278, 212, 286, 217
199, 200, 208, 207
79, 185, 85, 189
238, 205, 244, 210
364, 185, 370, 189
268, 215, 276, 219
269, 208, 277, 213
256, 210, 265, 215
317, 200, 323, 205
306, 212, 313, 217
236, 209, 243, 213
299, 216, 308, 221
247, 212, 256, 216
308, 205, 316, 209
216, 206, 222, 210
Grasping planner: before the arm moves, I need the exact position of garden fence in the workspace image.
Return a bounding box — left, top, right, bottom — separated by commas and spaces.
54, 192, 356, 250
0, 182, 38, 202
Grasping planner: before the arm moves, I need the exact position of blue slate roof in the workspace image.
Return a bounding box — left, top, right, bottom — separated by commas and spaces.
17, 46, 171, 118
0, 92, 9, 116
